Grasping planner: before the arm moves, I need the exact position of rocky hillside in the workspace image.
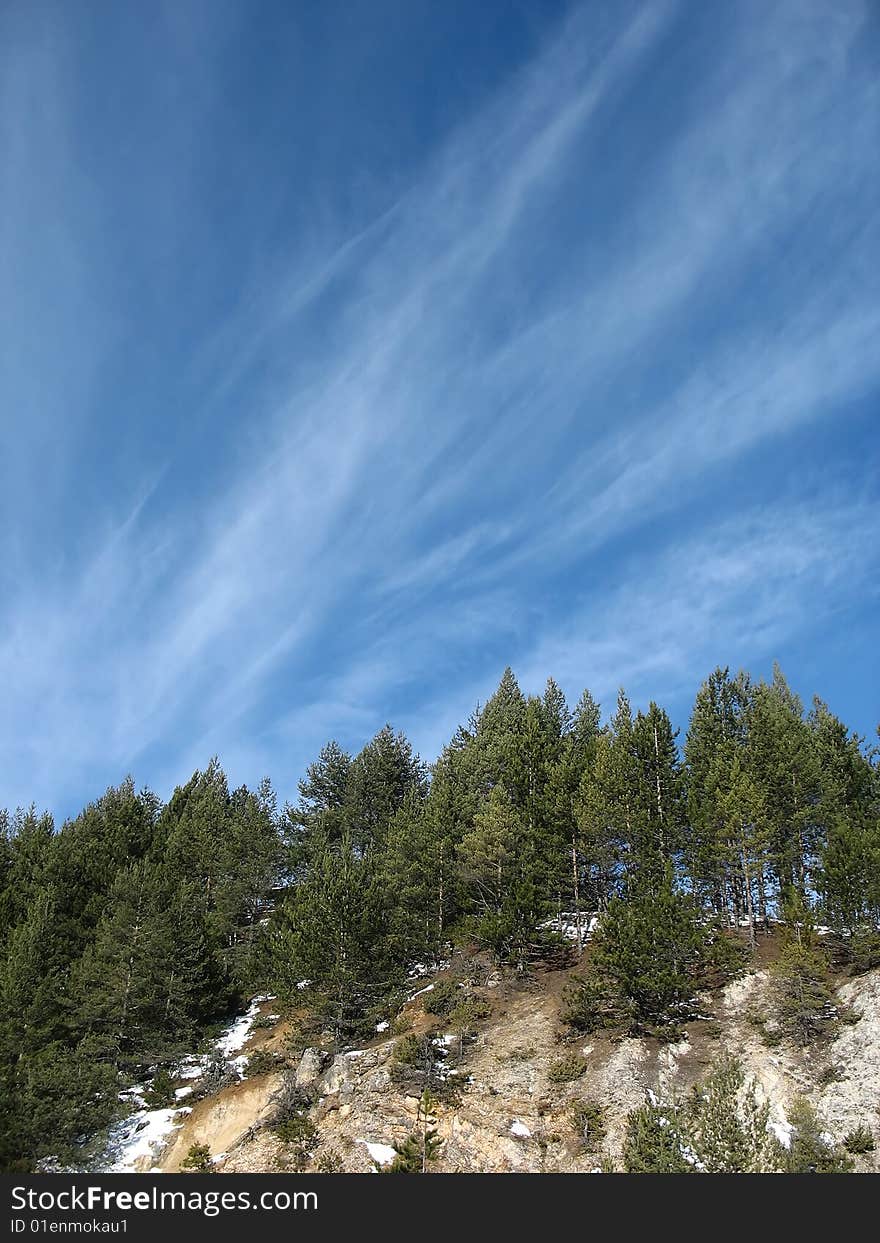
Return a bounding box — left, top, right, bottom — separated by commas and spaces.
137, 948, 880, 1174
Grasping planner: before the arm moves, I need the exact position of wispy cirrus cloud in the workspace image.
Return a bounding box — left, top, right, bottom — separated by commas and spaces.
1, 0, 878, 815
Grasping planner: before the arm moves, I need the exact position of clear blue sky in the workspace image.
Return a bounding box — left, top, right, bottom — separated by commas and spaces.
2, 0, 878, 822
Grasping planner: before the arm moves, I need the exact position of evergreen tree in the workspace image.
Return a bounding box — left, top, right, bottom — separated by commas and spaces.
385, 1088, 443, 1172
345, 726, 426, 856
270, 831, 392, 1040
781, 1098, 853, 1173
685, 1056, 778, 1172
747, 666, 823, 899
583, 866, 738, 1030
622, 1098, 694, 1173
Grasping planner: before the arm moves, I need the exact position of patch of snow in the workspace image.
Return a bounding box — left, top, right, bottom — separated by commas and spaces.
215, 998, 262, 1057
229, 1054, 249, 1078
769, 1118, 793, 1149
105, 1107, 184, 1172
360, 1140, 398, 1168
510, 1120, 531, 1139
176, 1056, 209, 1081
296, 980, 311, 990
408, 982, 435, 1001
174, 1086, 193, 1101
375, 1021, 389, 1033
680, 1143, 706, 1170
407, 959, 450, 980
538, 912, 600, 942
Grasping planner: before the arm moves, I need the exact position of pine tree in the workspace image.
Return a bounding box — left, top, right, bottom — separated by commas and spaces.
685, 1056, 779, 1172
270, 831, 391, 1041
345, 726, 426, 857
385, 1089, 443, 1173
586, 866, 733, 1030
622, 1098, 694, 1173
781, 1098, 853, 1172
747, 666, 823, 900
686, 670, 769, 919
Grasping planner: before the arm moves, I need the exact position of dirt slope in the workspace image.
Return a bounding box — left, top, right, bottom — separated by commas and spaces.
147, 958, 880, 1174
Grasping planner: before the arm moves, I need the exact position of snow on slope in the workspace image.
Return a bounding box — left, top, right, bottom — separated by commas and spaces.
102, 994, 274, 1171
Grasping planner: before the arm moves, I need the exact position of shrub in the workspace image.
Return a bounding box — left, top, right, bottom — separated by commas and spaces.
315, 1147, 344, 1172
564, 872, 742, 1034
561, 975, 622, 1034
769, 941, 839, 1046
547, 1052, 587, 1083
143, 1069, 177, 1109
393, 1034, 426, 1067
273, 1113, 317, 1146
268, 1076, 314, 1128
622, 1101, 694, 1173
684, 1056, 779, 1173
503, 1045, 535, 1062
244, 1048, 284, 1078
447, 996, 491, 1046
780, 1097, 853, 1172
848, 927, 880, 976
570, 1101, 606, 1151
623, 1058, 782, 1173
423, 978, 461, 1018
843, 1125, 875, 1155
181, 1143, 213, 1173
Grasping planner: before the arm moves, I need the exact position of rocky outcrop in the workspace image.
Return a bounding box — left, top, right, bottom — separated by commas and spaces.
151, 964, 880, 1174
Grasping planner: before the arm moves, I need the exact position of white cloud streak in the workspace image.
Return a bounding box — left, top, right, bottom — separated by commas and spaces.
1, 0, 878, 813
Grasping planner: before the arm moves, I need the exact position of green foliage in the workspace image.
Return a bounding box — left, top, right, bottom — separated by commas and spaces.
624, 1057, 782, 1173
780, 1097, 853, 1173
684, 1056, 779, 1173
447, 995, 491, 1042
422, 977, 461, 1017
383, 1089, 443, 1173
392, 1034, 426, 1067
273, 1112, 317, 1146
841, 926, 880, 976
244, 1047, 283, 1078
143, 1068, 177, 1109
623, 1100, 695, 1173
570, 1101, 606, 1152
0, 1042, 122, 1172
768, 939, 839, 1045
843, 1125, 875, 1155
561, 974, 620, 1034
547, 1051, 588, 1083
2, 657, 875, 1171
181, 1143, 213, 1173
574, 869, 739, 1031
315, 1147, 344, 1172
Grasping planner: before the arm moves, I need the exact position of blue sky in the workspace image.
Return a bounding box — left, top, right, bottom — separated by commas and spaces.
2, 0, 878, 821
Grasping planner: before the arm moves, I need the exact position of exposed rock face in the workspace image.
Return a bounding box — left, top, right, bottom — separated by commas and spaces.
153, 965, 880, 1174
818, 971, 880, 1137
295, 1048, 327, 1087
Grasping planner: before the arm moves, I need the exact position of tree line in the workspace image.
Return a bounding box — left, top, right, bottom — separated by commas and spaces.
0, 764, 282, 1169
1, 663, 877, 1169
272, 664, 879, 1036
